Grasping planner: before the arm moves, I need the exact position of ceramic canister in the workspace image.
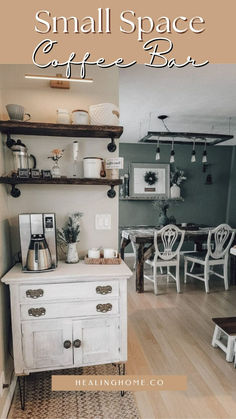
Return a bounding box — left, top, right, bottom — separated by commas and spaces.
83, 157, 103, 178
72, 110, 89, 125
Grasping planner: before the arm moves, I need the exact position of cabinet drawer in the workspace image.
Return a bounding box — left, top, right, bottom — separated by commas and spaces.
20, 299, 119, 320
20, 281, 119, 302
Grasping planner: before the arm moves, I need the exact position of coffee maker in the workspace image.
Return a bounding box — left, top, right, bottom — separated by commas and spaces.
19, 213, 57, 272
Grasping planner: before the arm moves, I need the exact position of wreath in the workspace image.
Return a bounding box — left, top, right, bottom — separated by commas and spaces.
144, 171, 158, 186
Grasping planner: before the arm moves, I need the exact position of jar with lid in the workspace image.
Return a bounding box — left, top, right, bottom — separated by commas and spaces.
56, 109, 70, 124
72, 110, 89, 125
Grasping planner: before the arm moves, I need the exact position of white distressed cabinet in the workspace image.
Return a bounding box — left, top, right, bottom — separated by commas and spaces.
2, 261, 132, 375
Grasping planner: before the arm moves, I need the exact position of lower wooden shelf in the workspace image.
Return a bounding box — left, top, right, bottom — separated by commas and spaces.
0, 176, 122, 198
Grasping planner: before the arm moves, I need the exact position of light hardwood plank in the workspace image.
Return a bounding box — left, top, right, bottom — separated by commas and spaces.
126, 258, 236, 419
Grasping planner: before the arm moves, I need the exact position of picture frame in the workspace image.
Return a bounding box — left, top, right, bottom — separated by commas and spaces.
129, 163, 170, 199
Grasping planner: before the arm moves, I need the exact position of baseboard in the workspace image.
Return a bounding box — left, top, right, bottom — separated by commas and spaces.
0, 375, 17, 419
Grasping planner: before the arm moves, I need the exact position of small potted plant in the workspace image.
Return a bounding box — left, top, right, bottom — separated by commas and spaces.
170, 168, 186, 198
153, 200, 170, 226
48, 148, 64, 178
57, 212, 83, 263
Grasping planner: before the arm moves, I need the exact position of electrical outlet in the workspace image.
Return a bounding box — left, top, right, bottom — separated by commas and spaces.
0, 371, 5, 397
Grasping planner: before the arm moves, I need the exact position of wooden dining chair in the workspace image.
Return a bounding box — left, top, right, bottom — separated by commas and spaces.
184, 224, 235, 293
144, 225, 185, 294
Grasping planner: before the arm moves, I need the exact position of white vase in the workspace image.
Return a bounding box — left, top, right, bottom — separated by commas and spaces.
170, 184, 181, 199
66, 242, 79, 263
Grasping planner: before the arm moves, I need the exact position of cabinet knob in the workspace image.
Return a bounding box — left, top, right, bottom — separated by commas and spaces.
26, 289, 44, 299
96, 285, 112, 295
96, 303, 112, 313
73, 339, 81, 348
28, 307, 46, 317
64, 340, 72, 349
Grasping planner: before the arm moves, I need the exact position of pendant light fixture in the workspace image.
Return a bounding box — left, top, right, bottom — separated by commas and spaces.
139, 115, 233, 145
202, 140, 207, 163
155, 138, 160, 160
191, 140, 196, 162
170, 141, 175, 163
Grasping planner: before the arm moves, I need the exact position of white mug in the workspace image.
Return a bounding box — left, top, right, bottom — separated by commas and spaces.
103, 248, 117, 259
88, 248, 100, 259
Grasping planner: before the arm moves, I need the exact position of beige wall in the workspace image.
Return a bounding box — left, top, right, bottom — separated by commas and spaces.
0, 64, 119, 416
0, 65, 119, 260
0, 87, 14, 417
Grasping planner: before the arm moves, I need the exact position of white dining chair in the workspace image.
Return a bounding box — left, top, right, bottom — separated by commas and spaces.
184, 224, 235, 293
144, 225, 185, 294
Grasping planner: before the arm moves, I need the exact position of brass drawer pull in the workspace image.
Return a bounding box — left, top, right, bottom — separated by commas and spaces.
73, 339, 81, 348
96, 303, 112, 313
96, 285, 112, 295
26, 289, 44, 299
28, 307, 46, 317
64, 340, 71, 349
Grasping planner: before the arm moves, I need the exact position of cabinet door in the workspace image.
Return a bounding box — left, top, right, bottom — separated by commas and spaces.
73, 317, 120, 366
22, 319, 73, 370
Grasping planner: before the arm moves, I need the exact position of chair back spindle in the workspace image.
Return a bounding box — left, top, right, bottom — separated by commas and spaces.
154, 224, 185, 261
207, 224, 235, 260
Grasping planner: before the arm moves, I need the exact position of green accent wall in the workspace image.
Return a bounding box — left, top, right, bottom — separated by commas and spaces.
119, 143, 233, 248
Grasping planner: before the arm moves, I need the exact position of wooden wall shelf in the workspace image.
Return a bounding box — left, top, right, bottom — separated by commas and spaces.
0, 177, 122, 199
0, 120, 123, 138
0, 120, 123, 152
119, 197, 184, 202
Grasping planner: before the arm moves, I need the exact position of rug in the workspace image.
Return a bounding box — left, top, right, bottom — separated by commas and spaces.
8, 364, 140, 419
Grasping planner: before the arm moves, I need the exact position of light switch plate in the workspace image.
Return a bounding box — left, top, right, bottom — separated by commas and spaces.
95, 214, 111, 230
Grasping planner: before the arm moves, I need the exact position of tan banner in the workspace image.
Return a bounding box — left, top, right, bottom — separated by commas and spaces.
0, 0, 236, 65
52, 375, 187, 392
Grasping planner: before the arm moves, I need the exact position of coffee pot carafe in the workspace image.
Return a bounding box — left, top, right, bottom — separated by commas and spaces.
7, 138, 36, 172
19, 213, 57, 273
26, 234, 52, 271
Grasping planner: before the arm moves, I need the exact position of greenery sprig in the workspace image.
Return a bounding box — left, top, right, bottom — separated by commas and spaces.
57, 212, 83, 244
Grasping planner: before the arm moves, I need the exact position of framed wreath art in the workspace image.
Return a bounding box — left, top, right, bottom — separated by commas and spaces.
129, 163, 170, 198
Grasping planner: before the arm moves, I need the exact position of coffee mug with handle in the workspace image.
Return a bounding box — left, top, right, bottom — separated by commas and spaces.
103, 248, 118, 259
6, 104, 31, 121
88, 248, 100, 259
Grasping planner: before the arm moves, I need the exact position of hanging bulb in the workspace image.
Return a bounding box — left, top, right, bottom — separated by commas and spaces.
202, 141, 207, 163
170, 141, 175, 163
155, 139, 160, 160
191, 141, 196, 163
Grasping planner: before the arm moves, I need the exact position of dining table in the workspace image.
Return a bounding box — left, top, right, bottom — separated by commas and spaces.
120, 225, 226, 293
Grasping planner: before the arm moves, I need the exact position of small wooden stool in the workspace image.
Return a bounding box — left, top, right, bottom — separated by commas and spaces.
212, 317, 236, 362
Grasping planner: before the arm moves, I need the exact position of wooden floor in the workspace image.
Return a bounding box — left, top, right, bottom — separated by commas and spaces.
125, 257, 236, 419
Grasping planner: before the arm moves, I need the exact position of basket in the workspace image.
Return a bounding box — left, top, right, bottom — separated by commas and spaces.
89, 103, 120, 126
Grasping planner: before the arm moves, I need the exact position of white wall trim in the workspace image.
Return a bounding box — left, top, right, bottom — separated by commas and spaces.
0, 374, 17, 419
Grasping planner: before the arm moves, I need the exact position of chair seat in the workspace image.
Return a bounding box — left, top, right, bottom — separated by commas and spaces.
185, 251, 224, 263
146, 257, 177, 267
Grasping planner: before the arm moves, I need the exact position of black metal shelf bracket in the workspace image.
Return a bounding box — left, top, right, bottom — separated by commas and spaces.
107, 185, 116, 198
11, 184, 21, 198
107, 137, 117, 152
6, 133, 16, 149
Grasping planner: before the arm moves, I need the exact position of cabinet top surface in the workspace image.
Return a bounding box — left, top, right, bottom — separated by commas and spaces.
1, 261, 132, 285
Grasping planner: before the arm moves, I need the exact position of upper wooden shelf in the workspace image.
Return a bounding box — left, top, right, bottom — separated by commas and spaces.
0, 120, 123, 139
